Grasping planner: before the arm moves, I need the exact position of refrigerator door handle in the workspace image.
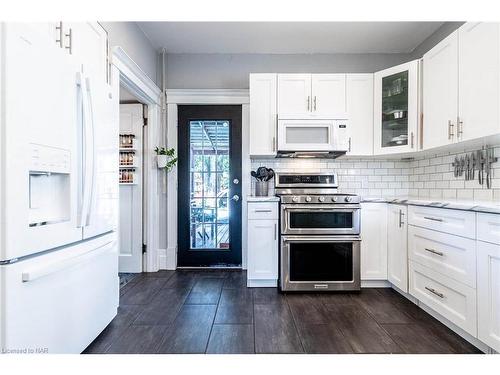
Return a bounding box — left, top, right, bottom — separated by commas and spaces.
21, 240, 114, 283
85, 76, 96, 226
78, 73, 94, 228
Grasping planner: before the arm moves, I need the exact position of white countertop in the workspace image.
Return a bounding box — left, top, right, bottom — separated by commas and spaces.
246, 196, 280, 202
361, 196, 500, 214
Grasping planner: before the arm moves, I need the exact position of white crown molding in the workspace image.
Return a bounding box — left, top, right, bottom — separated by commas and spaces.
166, 89, 249, 105
112, 46, 162, 105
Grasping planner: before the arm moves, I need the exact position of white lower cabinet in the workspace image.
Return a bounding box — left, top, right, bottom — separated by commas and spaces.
360, 203, 388, 280
477, 241, 500, 352
247, 201, 279, 287
387, 204, 408, 292
409, 261, 477, 336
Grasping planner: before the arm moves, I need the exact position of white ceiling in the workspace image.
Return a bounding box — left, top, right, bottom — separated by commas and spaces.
137, 22, 444, 54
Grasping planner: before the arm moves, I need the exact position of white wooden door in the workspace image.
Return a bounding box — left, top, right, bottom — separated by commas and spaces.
249, 74, 277, 156
119, 104, 144, 273
387, 204, 408, 292
277, 74, 312, 118
477, 241, 500, 352
346, 74, 374, 155
374, 60, 420, 155
458, 22, 500, 141
360, 203, 388, 280
423, 31, 459, 149
247, 219, 278, 281
311, 74, 347, 118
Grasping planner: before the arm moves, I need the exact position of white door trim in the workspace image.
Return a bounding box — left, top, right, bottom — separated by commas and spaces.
113, 46, 162, 273
166, 89, 250, 270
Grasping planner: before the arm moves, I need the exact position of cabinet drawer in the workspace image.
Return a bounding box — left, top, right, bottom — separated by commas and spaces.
409, 261, 477, 336
477, 212, 500, 245
408, 226, 476, 287
408, 205, 476, 239
248, 202, 278, 220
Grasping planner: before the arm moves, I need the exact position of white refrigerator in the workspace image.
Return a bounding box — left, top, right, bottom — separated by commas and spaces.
0, 23, 120, 354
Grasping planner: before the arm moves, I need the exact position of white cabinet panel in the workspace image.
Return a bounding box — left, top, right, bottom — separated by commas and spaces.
311, 74, 347, 119
247, 202, 279, 220
278, 74, 311, 118
458, 22, 500, 141
477, 241, 500, 352
409, 261, 477, 336
346, 74, 374, 155
249, 74, 277, 157
360, 203, 388, 280
423, 31, 459, 149
408, 205, 476, 239
374, 60, 420, 155
409, 226, 476, 288
387, 204, 408, 292
477, 212, 500, 245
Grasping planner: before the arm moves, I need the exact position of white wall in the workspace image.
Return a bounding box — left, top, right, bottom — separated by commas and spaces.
102, 22, 158, 84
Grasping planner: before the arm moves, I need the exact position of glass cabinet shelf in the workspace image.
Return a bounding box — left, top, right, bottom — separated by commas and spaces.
381, 70, 409, 148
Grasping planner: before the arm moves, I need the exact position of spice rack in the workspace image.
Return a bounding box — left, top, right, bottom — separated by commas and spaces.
119, 134, 138, 185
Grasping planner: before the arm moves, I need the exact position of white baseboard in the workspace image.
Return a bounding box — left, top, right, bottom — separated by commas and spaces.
165, 247, 177, 270
157, 248, 167, 270
361, 280, 391, 288
247, 279, 277, 288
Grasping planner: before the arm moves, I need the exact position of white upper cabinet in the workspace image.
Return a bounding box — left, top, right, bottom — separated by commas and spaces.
346, 74, 374, 155
249, 74, 277, 157
278, 74, 347, 119
374, 60, 420, 155
423, 31, 459, 149
387, 204, 408, 292
278, 74, 312, 118
458, 22, 500, 141
311, 74, 347, 118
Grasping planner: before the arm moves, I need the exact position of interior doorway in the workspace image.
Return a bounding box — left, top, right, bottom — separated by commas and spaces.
118, 86, 147, 274
177, 105, 242, 268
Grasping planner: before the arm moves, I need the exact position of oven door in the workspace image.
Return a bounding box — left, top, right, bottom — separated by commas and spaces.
280, 236, 361, 291
281, 204, 360, 235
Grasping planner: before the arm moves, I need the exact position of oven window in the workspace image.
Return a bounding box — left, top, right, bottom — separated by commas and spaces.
289, 242, 353, 281
289, 211, 353, 229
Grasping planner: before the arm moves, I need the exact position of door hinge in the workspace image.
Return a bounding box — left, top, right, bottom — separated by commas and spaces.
142, 244, 147, 254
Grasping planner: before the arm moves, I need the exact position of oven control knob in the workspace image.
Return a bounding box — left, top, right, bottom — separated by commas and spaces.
344, 196, 352, 203
305, 196, 312, 202
318, 196, 325, 202
331, 196, 338, 202
292, 196, 299, 203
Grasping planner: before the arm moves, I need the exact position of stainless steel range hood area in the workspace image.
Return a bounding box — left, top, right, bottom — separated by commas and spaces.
276, 150, 347, 159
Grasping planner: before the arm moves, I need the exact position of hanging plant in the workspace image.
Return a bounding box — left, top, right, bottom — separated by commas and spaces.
154, 146, 178, 172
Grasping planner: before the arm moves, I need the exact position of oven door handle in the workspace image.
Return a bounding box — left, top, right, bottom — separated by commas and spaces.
282, 235, 362, 242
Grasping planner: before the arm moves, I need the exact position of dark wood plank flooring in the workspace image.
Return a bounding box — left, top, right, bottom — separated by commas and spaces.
83, 270, 482, 354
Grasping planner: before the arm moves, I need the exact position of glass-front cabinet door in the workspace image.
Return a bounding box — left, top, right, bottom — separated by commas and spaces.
373, 60, 420, 155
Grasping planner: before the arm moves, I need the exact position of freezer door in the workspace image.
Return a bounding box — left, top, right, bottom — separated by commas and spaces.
0, 23, 83, 261
0, 233, 119, 354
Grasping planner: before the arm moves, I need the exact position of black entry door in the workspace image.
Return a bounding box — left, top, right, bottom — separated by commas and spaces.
177, 105, 242, 267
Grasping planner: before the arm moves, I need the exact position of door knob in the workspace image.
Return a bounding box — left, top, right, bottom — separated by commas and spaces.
231, 194, 240, 202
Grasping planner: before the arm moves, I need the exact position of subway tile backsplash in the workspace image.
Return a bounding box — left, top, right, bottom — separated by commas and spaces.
249, 145, 500, 201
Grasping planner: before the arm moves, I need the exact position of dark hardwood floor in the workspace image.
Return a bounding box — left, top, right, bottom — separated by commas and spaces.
83, 270, 482, 354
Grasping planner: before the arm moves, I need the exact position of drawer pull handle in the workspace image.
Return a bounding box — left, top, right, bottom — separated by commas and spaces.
254, 209, 272, 213
425, 286, 445, 299
423, 216, 444, 222
424, 248, 444, 257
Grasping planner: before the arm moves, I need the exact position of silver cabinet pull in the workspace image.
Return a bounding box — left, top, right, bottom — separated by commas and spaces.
55, 21, 63, 48
411, 132, 415, 148
448, 120, 455, 140
424, 248, 444, 257
254, 209, 272, 213
425, 286, 445, 299
399, 210, 405, 228
65, 28, 73, 55
313, 96, 317, 111
348, 137, 352, 153
274, 223, 277, 241
307, 96, 310, 111
457, 116, 463, 139
423, 216, 443, 222
272, 136, 276, 152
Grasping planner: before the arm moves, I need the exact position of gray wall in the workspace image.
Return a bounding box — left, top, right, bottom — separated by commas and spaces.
166, 53, 412, 89
102, 22, 158, 84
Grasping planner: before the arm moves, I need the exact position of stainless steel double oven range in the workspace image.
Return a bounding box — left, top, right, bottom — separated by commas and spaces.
275, 173, 361, 292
